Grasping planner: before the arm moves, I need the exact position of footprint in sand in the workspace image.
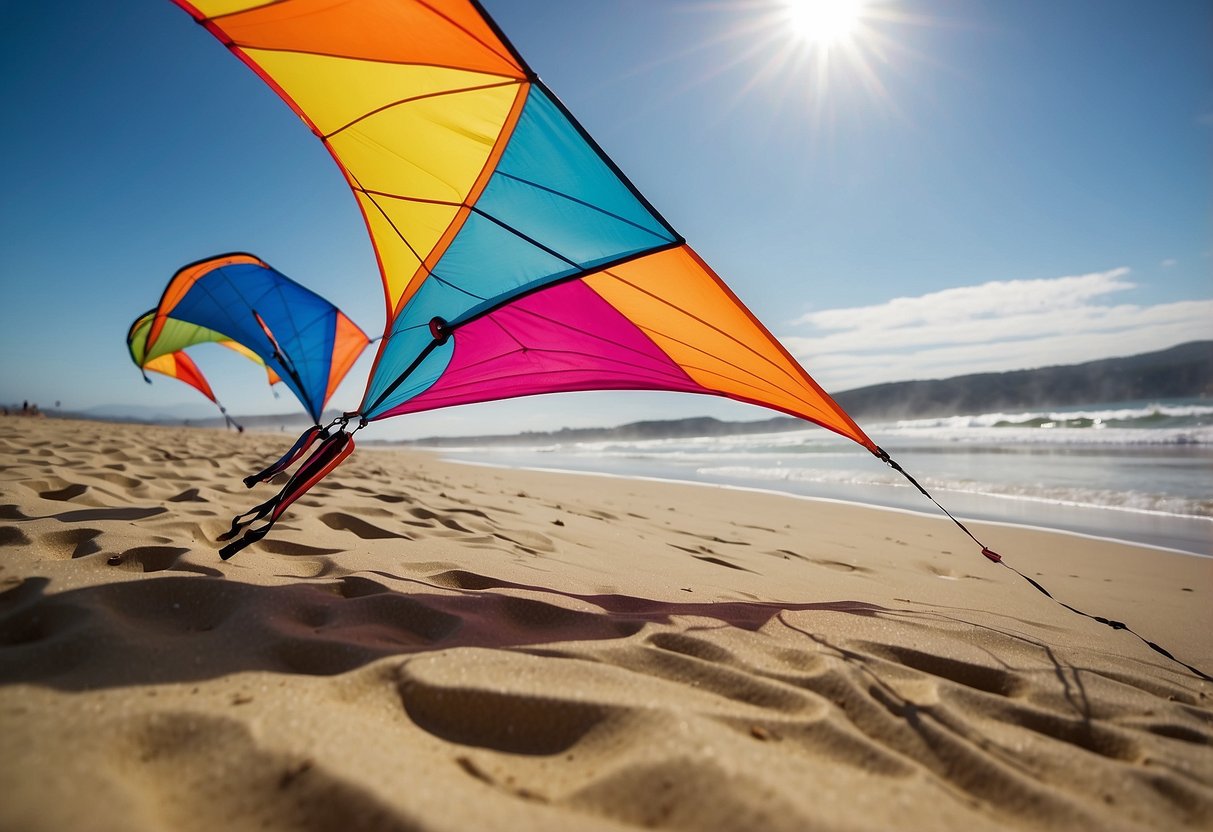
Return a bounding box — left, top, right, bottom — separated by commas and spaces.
319, 512, 408, 540
50, 506, 166, 523
920, 562, 984, 581
493, 529, 556, 554
809, 558, 872, 574
37, 483, 89, 502
405, 507, 477, 533
426, 569, 511, 591
0, 526, 30, 547
254, 539, 343, 557
396, 653, 612, 755
43, 528, 104, 559
115, 546, 192, 573
691, 554, 756, 573
372, 494, 409, 504
95, 472, 144, 489
668, 543, 754, 573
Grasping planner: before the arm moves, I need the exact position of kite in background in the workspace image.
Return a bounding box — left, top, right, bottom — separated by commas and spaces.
132, 252, 370, 432
168, 1, 1206, 679
127, 308, 280, 431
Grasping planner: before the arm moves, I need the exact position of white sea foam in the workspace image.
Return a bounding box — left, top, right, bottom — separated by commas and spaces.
876, 424, 1213, 446
427, 398, 1213, 551
889, 401, 1213, 428
696, 464, 1213, 519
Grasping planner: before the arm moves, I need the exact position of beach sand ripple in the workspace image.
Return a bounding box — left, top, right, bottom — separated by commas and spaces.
0, 418, 1209, 831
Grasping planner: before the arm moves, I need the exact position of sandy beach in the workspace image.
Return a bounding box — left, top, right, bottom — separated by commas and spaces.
0, 416, 1209, 831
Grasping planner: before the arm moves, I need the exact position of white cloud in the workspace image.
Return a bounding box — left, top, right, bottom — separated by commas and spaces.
1160, 258, 1178, 267
793, 268, 1133, 330
781, 268, 1213, 390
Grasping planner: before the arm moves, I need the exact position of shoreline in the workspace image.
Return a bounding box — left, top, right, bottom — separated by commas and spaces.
427, 447, 1213, 557
440, 456, 1213, 560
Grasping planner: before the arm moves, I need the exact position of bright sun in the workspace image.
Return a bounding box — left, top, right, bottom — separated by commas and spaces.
694, 0, 909, 125
783, 0, 866, 48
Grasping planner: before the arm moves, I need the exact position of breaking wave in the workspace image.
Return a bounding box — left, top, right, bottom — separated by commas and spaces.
881, 401, 1213, 444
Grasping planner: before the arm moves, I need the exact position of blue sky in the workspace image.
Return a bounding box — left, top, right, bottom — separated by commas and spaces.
1, 0, 1209, 439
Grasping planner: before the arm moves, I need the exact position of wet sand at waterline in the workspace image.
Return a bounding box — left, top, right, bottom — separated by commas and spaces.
1, 417, 1209, 831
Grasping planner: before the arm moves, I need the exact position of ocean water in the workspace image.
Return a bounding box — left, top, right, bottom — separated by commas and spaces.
425, 399, 1213, 556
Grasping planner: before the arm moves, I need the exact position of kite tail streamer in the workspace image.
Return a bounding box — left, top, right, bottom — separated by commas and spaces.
218, 430, 355, 560
875, 447, 1212, 682
242, 424, 328, 488
217, 403, 243, 433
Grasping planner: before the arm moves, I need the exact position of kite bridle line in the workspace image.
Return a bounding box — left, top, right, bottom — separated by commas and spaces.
875, 446, 1212, 682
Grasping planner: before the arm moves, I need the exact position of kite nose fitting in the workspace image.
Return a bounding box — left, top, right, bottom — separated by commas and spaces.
428, 316, 451, 344
340, 410, 369, 431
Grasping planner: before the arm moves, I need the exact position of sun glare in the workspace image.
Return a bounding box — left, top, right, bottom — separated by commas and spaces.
681, 0, 918, 130
784, 0, 865, 48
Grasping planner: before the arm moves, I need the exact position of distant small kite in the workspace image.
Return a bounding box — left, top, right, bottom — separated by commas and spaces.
128, 308, 280, 430
133, 253, 370, 427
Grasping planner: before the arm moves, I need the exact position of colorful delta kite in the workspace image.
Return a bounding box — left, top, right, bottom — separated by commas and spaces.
171, 0, 882, 554
128, 308, 283, 430
138, 253, 370, 426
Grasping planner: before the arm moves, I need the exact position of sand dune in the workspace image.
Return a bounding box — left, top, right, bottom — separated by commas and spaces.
1, 417, 1210, 831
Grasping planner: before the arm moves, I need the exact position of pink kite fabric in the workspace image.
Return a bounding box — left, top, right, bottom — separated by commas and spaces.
376, 279, 705, 419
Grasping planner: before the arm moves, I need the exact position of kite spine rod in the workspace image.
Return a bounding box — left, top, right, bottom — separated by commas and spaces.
875, 446, 1211, 682
252, 308, 314, 422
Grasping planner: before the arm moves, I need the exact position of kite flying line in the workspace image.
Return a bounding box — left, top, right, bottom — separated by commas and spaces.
879, 449, 1211, 681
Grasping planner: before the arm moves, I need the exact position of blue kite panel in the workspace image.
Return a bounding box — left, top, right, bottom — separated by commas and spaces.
167, 261, 338, 422
424, 87, 675, 323
490, 87, 674, 246
430, 211, 581, 316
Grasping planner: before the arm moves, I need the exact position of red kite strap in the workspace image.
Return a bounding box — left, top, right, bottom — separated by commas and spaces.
218, 430, 355, 560
243, 423, 328, 487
